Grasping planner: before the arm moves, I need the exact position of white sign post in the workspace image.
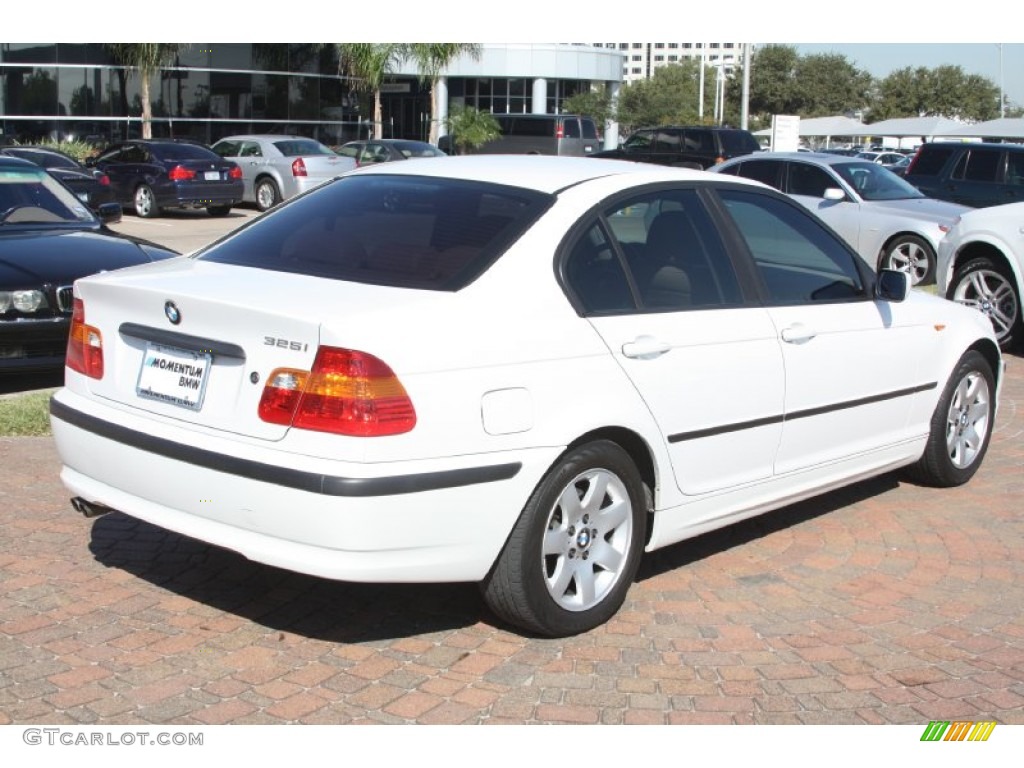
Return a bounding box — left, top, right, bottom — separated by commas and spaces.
770, 115, 801, 152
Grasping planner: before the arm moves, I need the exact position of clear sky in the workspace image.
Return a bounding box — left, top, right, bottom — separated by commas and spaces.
794, 44, 1024, 109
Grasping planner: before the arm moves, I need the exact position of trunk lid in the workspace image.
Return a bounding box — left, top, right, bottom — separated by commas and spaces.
75, 258, 436, 441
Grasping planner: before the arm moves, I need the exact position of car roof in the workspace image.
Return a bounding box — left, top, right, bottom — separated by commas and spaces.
0, 155, 42, 170
724, 152, 866, 167
350, 154, 755, 195
216, 135, 316, 142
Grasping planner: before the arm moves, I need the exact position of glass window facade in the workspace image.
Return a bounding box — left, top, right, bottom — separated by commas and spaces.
2, 44, 614, 147
1, 43, 364, 146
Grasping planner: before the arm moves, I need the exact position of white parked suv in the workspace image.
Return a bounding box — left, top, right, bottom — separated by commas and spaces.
938, 202, 1024, 351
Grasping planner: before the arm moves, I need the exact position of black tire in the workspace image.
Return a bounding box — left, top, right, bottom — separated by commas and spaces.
206, 204, 232, 217
905, 350, 995, 488
133, 184, 159, 218
947, 257, 1022, 352
879, 234, 935, 286
255, 178, 281, 212
481, 440, 646, 637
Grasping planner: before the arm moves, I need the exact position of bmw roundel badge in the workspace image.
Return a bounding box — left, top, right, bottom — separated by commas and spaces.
164, 300, 181, 325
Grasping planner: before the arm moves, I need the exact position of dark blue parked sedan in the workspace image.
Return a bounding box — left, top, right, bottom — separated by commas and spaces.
88, 140, 244, 218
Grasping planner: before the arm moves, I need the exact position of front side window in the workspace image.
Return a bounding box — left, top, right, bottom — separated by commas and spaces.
787, 163, 837, 198
955, 149, 1002, 183
718, 189, 866, 305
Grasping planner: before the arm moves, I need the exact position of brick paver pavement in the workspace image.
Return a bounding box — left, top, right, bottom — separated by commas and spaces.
1, 357, 1022, 725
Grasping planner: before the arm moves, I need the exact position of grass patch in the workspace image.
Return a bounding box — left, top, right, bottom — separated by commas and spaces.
0, 391, 54, 436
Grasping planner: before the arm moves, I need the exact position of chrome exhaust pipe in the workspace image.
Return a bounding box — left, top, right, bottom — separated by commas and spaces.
71, 497, 113, 518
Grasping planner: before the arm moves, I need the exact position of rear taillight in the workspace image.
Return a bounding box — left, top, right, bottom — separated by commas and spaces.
906, 149, 922, 175
66, 298, 103, 379
98, 174, 111, 186
168, 164, 196, 181
555, 123, 564, 139
291, 158, 307, 177
258, 347, 416, 436
228, 165, 243, 180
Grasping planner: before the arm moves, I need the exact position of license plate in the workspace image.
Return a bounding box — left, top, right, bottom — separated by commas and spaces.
204, 171, 221, 181
136, 344, 212, 411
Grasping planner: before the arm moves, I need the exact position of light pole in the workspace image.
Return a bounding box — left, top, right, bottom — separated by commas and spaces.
999, 43, 1005, 119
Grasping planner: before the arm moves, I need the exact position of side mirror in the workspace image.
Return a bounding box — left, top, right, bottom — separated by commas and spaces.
96, 202, 123, 226
823, 187, 845, 201
875, 269, 909, 302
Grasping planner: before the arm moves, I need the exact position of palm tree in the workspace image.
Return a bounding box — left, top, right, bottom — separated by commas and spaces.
336, 44, 406, 140
406, 44, 482, 145
105, 44, 188, 139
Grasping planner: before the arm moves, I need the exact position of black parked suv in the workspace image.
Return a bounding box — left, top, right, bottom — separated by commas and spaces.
592, 126, 761, 169
903, 142, 1024, 207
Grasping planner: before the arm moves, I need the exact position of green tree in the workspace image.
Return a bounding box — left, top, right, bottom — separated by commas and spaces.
793, 54, 873, 117
746, 44, 801, 120
407, 44, 481, 144
336, 43, 406, 139
104, 44, 188, 138
872, 65, 1000, 121
616, 61, 704, 131
563, 86, 614, 127
444, 105, 499, 154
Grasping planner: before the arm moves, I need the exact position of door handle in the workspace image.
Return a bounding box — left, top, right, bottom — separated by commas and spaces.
781, 324, 816, 344
622, 335, 671, 359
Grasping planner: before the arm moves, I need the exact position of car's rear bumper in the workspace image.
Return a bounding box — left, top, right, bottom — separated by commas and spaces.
157, 180, 244, 209
50, 389, 557, 583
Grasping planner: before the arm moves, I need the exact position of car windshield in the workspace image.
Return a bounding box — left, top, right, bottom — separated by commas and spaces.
832, 161, 925, 201
0, 166, 96, 225
197, 174, 552, 290
273, 139, 334, 157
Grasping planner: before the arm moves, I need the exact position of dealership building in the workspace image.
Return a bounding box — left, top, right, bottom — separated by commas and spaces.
0, 43, 626, 147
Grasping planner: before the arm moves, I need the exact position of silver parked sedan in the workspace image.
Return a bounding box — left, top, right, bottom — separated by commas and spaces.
713, 152, 971, 285
211, 135, 356, 212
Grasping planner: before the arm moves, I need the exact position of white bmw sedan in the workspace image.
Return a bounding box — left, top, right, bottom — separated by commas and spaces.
51, 156, 1002, 637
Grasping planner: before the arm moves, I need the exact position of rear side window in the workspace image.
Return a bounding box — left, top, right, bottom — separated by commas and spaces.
502, 117, 555, 138
719, 130, 761, 155
198, 175, 552, 291
954, 149, 1002, 183
910, 146, 955, 176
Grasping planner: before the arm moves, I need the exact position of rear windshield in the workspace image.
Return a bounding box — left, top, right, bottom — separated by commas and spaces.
273, 139, 334, 157
152, 143, 220, 161
198, 174, 553, 291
